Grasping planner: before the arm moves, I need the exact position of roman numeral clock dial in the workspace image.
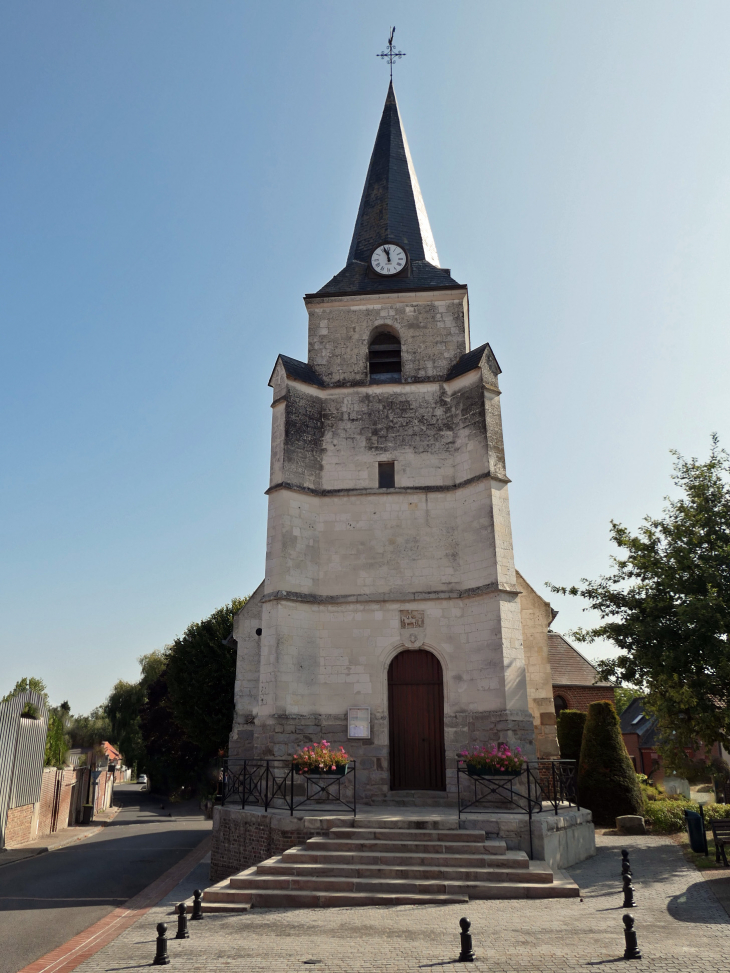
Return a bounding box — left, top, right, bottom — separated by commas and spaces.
370, 243, 407, 276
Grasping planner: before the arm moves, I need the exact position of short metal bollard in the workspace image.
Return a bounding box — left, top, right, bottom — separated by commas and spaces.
175, 903, 189, 940
621, 849, 632, 875
458, 917, 475, 962
622, 873, 636, 908
191, 889, 204, 921
623, 914, 641, 960
153, 922, 170, 965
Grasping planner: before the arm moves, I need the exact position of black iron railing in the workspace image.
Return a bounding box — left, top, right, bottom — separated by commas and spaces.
456, 759, 578, 858
218, 759, 357, 817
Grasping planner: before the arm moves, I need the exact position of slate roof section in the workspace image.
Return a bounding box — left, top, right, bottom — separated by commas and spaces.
548, 632, 613, 687
619, 697, 658, 747
269, 354, 325, 389
316, 82, 463, 296
446, 343, 502, 381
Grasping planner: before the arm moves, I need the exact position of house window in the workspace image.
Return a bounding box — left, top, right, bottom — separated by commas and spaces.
378, 462, 395, 488
369, 332, 402, 383
554, 695, 568, 716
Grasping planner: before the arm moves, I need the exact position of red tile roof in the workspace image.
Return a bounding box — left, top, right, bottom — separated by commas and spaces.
548, 632, 613, 687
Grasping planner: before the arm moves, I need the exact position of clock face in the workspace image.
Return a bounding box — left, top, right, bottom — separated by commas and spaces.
371, 243, 407, 276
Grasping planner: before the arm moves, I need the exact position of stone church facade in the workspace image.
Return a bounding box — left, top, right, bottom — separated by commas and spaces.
229, 83, 559, 803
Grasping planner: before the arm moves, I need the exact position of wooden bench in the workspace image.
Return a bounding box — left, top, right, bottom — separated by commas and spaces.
710, 818, 730, 866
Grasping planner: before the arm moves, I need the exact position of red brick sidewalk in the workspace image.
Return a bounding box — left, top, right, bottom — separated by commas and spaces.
16, 835, 211, 973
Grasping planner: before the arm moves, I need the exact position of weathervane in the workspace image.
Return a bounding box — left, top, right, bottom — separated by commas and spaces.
377, 27, 405, 81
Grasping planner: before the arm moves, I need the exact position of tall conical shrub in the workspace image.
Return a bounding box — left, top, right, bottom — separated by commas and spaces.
577, 700, 642, 826
557, 710, 587, 762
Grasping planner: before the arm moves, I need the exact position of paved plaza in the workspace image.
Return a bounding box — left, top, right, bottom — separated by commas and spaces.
73, 833, 729, 973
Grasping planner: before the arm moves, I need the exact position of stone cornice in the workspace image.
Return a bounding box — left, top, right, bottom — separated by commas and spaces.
265, 470, 511, 498
260, 580, 522, 606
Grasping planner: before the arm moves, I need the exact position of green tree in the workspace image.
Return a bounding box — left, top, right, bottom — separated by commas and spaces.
556, 710, 587, 762
45, 702, 71, 767
68, 707, 112, 748
578, 701, 643, 825
549, 438, 730, 767
140, 668, 204, 795
105, 650, 167, 770
613, 686, 642, 716
165, 597, 247, 757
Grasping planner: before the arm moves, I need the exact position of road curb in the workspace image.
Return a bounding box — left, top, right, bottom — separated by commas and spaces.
15, 834, 212, 973
0, 806, 123, 867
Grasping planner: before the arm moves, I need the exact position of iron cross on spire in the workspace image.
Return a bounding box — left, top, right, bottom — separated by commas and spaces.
377, 27, 405, 81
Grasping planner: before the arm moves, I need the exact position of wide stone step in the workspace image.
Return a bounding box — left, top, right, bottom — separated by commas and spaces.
282, 849, 519, 868
247, 859, 551, 884
230, 865, 554, 892
304, 837, 492, 855
326, 828, 491, 844
219, 889, 469, 908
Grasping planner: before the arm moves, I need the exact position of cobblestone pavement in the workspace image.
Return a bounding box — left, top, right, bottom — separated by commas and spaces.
74, 833, 728, 973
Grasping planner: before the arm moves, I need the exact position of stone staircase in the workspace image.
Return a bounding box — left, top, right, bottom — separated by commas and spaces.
195, 818, 580, 911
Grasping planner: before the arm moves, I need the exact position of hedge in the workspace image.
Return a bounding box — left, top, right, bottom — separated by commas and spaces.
578, 700, 643, 826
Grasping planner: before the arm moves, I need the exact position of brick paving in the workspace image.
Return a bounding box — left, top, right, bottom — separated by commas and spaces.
73, 833, 729, 972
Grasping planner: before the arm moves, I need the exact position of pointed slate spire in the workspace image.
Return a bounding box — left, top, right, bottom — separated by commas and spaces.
348, 82, 439, 266
314, 84, 461, 295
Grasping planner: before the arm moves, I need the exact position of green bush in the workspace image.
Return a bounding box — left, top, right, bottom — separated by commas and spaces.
643, 797, 695, 833
577, 700, 643, 826
557, 710, 587, 762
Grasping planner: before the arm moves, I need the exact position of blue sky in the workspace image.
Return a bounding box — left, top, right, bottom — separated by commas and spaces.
2, 2, 730, 712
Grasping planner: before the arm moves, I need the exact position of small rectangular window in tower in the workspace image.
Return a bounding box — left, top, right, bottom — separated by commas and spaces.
378, 462, 395, 489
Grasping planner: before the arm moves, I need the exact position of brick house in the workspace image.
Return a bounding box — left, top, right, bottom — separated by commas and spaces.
549, 632, 615, 716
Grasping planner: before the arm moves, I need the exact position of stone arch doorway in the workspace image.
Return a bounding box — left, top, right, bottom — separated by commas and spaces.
388, 649, 446, 791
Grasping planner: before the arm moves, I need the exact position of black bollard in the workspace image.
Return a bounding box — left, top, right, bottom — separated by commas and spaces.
458, 917, 475, 962
191, 889, 204, 921
622, 874, 636, 908
621, 849, 632, 875
623, 914, 641, 960
175, 902, 189, 940
153, 922, 170, 966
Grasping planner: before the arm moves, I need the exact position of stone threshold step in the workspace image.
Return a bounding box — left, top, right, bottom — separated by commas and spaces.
347, 817, 460, 829
327, 828, 490, 844
304, 838, 492, 854
247, 862, 552, 885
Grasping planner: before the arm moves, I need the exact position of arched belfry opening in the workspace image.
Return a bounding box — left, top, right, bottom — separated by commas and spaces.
369, 331, 402, 383
388, 649, 446, 791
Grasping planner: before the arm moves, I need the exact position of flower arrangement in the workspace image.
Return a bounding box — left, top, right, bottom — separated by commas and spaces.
458, 743, 524, 775
292, 740, 350, 774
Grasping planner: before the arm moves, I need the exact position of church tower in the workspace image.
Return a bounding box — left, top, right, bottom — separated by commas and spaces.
229, 83, 558, 802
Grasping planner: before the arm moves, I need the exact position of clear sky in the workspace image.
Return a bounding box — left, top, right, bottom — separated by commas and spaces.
2, 2, 730, 713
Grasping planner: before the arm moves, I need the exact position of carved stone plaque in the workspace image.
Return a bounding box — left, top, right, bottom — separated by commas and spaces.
400, 610, 424, 630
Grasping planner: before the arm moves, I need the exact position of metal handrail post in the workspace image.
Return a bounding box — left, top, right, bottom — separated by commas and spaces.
353, 761, 357, 818
552, 760, 558, 815
242, 760, 247, 810
289, 763, 294, 816
264, 760, 270, 812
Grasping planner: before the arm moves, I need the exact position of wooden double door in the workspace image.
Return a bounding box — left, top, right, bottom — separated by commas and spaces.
388, 649, 446, 791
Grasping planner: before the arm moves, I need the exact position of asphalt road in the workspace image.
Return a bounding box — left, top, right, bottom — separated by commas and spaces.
0, 783, 211, 973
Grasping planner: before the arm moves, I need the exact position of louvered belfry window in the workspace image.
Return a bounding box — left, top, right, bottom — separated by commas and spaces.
368, 332, 402, 383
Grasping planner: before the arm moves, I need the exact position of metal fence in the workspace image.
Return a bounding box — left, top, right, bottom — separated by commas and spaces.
219, 759, 357, 816
0, 691, 49, 849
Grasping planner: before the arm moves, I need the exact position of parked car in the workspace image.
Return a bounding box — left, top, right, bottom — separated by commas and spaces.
137, 774, 147, 785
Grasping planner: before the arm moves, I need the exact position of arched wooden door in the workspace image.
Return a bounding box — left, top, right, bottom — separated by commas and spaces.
388, 649, 446, 791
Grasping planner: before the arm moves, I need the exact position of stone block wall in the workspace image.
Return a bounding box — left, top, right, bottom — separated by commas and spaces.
517, 572, 560, 759
210, 807, 332, 882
